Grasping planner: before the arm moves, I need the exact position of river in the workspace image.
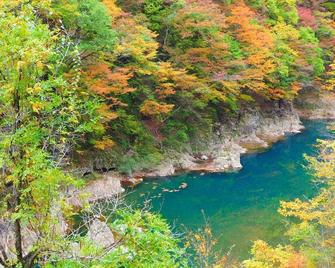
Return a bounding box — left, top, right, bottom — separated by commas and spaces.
126, 120, 334, 259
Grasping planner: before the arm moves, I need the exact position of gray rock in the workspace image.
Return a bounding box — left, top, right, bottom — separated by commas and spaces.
87, 219, 115, 249
143, 162, 175, 177
68, 173, 125, 206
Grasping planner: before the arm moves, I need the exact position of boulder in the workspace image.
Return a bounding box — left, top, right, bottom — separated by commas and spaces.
87, 219, 115, 249
80, 173, 125, 204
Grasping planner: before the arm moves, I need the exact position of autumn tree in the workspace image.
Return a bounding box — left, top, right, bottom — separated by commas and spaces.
164, 0, 240, 105
248, 0, 299, 24
0, 1, 102, 266
226, 0, 278, 99
243, 240, 306, 268
298, 6, 317, 29
323, 56, 335, 91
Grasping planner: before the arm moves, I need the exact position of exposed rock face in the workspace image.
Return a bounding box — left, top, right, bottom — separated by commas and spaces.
138, 103, 304, 177
137, 161, 176, 177
295, 90, 335, 119
67, 220, 115, 260
87, 219, 115, 249
83, 173, 125, 202
67, 173, 125, 207
75, 103, 304, 186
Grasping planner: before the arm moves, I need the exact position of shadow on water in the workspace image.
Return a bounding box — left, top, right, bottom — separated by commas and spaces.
126, 120, 334, 259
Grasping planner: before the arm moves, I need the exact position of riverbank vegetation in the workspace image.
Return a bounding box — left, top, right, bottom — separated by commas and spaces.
1, 0, 335, 267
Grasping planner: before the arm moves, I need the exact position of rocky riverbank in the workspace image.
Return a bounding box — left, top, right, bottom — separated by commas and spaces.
133, 102, 304, 177
82, 88, 335, 198
81, 102, 305, 199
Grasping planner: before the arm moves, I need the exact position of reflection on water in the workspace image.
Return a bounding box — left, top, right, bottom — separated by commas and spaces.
126, 120, 334, 259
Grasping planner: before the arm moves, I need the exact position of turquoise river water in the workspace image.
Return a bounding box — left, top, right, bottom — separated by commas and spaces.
126, 120, 334, 259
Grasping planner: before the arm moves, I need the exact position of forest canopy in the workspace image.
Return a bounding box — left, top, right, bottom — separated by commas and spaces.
82, 0, 335, 174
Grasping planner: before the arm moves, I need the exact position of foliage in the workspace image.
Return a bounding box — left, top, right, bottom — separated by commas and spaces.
0, 0, 103, 266
47, 208, 188, 268
185, 216, 234, 268
2, 0, 335, 266
84, 0, 334, 173
243, 240, 306, 268
107, 209, 188, 267
53, 0, 117, 53
298, 7, 317, 30
323, 57, 335, 91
